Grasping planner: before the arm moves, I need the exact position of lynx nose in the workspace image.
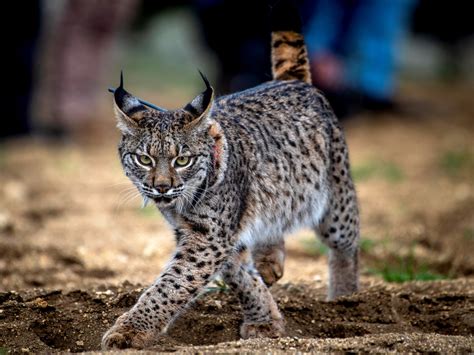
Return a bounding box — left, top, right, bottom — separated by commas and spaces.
155, 184, 171, 194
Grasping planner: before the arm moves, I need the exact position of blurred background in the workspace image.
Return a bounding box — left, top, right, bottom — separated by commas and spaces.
0, 0, 473, 291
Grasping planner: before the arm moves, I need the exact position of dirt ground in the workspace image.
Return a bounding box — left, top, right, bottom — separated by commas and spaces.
0, 82, 473, 352
0, 280, 473, 353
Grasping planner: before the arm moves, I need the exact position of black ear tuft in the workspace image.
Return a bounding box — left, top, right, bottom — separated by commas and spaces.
198, 70, 211, 91
113, 70, 147, 119
183, 71, 214, 119
109, 71, 168, 113
182, 71, 215, 130
270, 0, 302, 33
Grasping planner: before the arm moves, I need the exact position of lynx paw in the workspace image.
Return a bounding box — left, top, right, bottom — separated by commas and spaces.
240, 318, 286, 339
101, 314, 156, 349
254, 248, 285, 286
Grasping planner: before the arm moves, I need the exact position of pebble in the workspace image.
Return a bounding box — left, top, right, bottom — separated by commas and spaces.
30, 298, 48, 309
95, 290, 114, 296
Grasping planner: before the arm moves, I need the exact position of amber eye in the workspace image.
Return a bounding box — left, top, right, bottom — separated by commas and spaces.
174, 156, 191, 167
137, 154, 153, 166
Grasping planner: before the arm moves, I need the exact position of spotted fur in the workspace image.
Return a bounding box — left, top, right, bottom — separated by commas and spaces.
102, 3, 359, 350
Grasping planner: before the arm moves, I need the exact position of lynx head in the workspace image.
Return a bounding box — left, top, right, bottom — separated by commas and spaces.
114, 72, 227, 211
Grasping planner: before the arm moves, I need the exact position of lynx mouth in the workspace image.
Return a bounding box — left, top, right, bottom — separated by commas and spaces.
153, 196, 174, 204
141, 189, 179, 206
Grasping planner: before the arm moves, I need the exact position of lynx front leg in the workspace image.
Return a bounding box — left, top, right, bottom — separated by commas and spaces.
221, 245, 285, 339
102, 228, 229, 350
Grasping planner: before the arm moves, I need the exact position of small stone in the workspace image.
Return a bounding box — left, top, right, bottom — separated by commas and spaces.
21, 348, 29, 353
31, 298, 48, 309
76, 340, 84, 346
95, 290, 114, 296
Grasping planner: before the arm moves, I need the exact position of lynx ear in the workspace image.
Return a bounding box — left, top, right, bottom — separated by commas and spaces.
183, 71, 214, 131
113, 72, 148, 134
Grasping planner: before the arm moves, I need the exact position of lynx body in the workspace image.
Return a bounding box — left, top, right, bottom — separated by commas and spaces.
102, 3, 359, 349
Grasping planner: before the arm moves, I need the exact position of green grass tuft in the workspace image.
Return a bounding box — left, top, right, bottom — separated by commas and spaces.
300, 237, 329, 255
0, 347, 8, 355
372, 266, 446, 283
463, 228, 474, 241
360, 238, 376, 253
439, 149, 474, 176
351, 159, 404, 183
302, 237, 376, 256
369, 250, 447, 283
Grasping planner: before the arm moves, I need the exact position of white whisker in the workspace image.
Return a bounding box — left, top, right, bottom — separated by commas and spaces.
114, 189, 141, 212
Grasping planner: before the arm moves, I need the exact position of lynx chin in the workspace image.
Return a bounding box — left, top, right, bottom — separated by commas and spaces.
102, 2, 359, 350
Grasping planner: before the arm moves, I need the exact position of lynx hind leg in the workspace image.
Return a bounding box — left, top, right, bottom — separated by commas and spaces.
221, 245, 285, 339
252, 239, 286, 287
316, 129, 360, 300
316, 187, 359, 300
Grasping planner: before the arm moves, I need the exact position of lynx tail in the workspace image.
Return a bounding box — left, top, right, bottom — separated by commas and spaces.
270, 0, 311, 84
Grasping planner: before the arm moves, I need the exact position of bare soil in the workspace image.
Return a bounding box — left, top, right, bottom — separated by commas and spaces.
0, 82, 473, 352
0, 280, 473, 353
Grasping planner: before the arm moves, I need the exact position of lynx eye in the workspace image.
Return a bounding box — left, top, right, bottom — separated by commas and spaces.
174, 156, 191, 168
137, 154, 153, 166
